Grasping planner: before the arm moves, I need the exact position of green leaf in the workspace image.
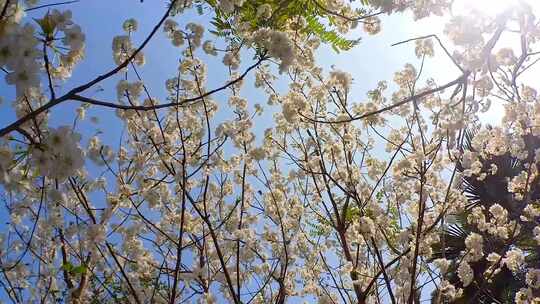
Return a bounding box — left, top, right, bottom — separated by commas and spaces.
344, 206, 361, 222
62, 262, 86, 275
61, 262, 74, 272
72, 265, 87, 274
205, 0, 360, 51
305, 15, 360, 52
34, 13, 56, 38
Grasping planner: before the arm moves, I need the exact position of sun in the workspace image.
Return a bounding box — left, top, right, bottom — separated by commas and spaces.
452, 0, 516, 16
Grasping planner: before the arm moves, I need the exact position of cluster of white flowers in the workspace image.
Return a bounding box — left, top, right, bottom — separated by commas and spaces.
218, 0, 245, 13
534, 226, 540, 245
0, 146, 12, 184
16, 9, 85, 85
0, 0, 25, 23
508, 171, 528, 200
256, 4, 272, 19
122, 18, 138, 33
438, 279, 461, 301
457, 261, 474, 287
202, 40, 217, 56
414, 38, 435, 58
329, 70, 352, 92
111, 19, 149, 67
116, 79, 144, 100
526, 269, 540, 289
281, 91, 308, 123
515, 288, 539, 304
223, 51, 240, 69
2, 24, 40, 95
87, 136, 114, 166
466, 204, 517, 240
363, 16, 381, 35
86, 223, 106, 244
253, 29, 294, 73
249, 147, 266, 161
163, 19, 184, 46
356, 216, 376, 238
163, 20, 205, 51
112, 34, 144, 66
30, 126, 84, 181
186, 22, 204, 47
445, 15, 483, 47
393, 64, 417, 88
503, 248, 524, 273
464, 232, 483, 262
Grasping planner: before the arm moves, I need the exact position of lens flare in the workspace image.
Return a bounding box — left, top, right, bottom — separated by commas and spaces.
453, 0, 515, 16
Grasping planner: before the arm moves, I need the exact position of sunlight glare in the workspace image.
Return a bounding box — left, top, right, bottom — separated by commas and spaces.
453, 0, 516, 16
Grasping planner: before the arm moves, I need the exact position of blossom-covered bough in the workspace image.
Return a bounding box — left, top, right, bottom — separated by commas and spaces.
1, 0, 540, 303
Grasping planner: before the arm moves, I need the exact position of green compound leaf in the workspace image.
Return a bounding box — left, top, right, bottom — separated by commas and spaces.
305, 15, 360, 52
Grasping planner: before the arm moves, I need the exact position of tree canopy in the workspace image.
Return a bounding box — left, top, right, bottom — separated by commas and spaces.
1, 0, 540, 303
